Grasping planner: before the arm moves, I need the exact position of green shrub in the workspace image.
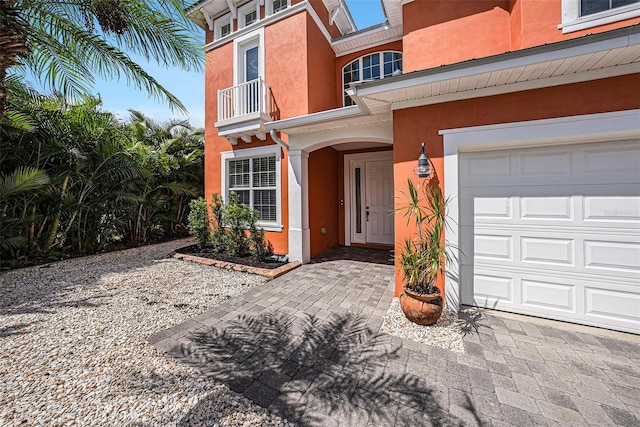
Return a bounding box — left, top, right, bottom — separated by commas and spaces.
187, 197, 209, 249
189, 192, 273, 259
210, 193, 226, 253
223, 192, 253, 256
248, 210, 272, 260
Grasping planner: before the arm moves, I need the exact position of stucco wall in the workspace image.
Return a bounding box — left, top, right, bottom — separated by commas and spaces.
308, 147, 340, 257
402, 0, 640, 72
392, 73, 640, 296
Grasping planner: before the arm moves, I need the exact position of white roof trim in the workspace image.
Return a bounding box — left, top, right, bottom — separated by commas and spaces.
204, 1, 309, 51
265, 106, 364, 132
331, 24, 403, 57
356, 31, 638, 97
351, 27, 640, 111
198, 0, 396, 55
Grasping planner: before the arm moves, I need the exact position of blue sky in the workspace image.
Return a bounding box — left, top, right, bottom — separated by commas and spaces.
90, 0, 386, 128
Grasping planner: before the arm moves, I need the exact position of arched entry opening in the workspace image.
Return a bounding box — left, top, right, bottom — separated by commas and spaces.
307, 141, 394, 258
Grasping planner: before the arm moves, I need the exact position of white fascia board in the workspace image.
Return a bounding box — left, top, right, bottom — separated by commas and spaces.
187, 0, 214, 15
205, 1, 309, 51
337, 0, 357, 33
335, 34, 403, 57
202, 0, 396, 54
332, 24, 403, 57
390, 62, 639, 111
264, 106, 365, 132
354, 31, 639, 98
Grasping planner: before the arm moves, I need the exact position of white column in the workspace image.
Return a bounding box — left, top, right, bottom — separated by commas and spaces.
287, 149, 310, 263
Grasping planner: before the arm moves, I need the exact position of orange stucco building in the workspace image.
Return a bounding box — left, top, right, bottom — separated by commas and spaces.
188, 0, 640, 334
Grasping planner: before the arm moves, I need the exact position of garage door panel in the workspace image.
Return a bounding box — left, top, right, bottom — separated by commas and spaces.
474, 273, 515, 304
460, 140, 640, 334
474, 234, 513, 261
585, 287, 640, 324
469, 230, 639, 280
473, 196, 513, 219
583, 196, 640, 223
519, 149, 573, 178
461, 141, 640, 187
521, 236, 575, 266
582, 143, 640, 177
462, 194, 639, 231
461, 152, 512, 181
521, 279, 576, 313
468, 268, 640, 332
460, 265, 516, 307
584, 240, 640, 274
520, 196, 574, 220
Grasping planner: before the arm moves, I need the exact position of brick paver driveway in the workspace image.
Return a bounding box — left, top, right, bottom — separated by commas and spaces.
150, 247, 640, 426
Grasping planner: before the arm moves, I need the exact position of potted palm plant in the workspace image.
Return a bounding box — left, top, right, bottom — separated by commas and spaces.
397, 178, 452, 325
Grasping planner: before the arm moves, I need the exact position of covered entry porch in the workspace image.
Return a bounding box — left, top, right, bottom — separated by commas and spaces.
265, 107, 395, 263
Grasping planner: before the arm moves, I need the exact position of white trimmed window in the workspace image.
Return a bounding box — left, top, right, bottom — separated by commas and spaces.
560, 0, 640, 33
238, 1, 260, 28
342, 51, 402, 106
214, 13, 232, 40
221, 145, 282, 231
267, 0, 289, 15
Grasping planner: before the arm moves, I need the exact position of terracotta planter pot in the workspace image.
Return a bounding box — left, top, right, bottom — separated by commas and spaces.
399, 285, 443, 326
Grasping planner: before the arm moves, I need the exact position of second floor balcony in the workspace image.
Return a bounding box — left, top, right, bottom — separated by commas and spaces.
215, 77, 274, 144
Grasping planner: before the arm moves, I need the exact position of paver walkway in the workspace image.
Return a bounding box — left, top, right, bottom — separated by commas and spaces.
150, 247, 640, 426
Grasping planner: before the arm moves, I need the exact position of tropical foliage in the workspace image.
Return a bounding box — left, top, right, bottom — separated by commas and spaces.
397, 178, 454, 294
187, 193, 272, 260
0, 80, 204, 269
0, 0, 202, 121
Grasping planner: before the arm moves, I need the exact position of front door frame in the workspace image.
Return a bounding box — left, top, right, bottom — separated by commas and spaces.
344, 151, 394, 246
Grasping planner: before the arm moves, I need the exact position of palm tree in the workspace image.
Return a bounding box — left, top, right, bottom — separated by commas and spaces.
0, 0, 202, 121
121, 110, 203, 243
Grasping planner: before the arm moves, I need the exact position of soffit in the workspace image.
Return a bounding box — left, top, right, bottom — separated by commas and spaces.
332, 25, 403, 56
321, 0, 357, 35
352, 28, 640, 112
267, 112, 392, 134
381, 0, 402, 27
188, 0, 228, 28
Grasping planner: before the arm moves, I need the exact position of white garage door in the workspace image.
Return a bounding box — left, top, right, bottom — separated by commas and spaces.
459, 140, 640, 334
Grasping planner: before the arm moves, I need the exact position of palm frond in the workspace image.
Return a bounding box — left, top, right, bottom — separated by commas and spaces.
0, 166, 50, 201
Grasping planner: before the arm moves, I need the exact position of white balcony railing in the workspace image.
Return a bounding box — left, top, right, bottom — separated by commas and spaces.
218, 77, 272, 122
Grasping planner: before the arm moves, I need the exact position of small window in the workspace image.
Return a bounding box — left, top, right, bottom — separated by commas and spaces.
238, 1, 260, 28
272, 0, 288, 13
244, 10, 257, 25
581, 0, 639, 16
220, 23, 231, 37
560, 0, 640, 33
342, 51, 402, 106
228, 155, 277, 223
214, 14, 232, 40
267, 0, 289, 15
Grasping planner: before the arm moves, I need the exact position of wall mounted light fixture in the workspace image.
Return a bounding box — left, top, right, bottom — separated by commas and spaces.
414, 143, 432, 178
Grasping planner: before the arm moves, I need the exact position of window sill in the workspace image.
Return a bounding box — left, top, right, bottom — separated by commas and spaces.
258, 223, 284, 232
559, 3, 640, 33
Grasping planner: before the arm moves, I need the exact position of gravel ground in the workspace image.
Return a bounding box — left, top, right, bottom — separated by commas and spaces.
0, 239, 294, 427
380, 298, 465, 354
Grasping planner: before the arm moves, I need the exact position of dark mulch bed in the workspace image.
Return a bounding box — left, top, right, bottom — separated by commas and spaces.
176, 245, 287, 270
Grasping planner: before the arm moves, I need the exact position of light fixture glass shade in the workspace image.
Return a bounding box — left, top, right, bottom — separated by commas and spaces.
417, 143, 432, 178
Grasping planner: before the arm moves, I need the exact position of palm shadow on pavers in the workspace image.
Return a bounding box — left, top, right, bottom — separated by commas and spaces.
167, 311, 480, 426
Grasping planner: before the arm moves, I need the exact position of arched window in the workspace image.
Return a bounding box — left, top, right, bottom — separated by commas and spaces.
342, 51, 402, 106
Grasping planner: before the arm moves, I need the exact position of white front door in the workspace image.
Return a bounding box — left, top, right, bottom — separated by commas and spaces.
365, 160, 394, 245
348, 153, 394, 246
